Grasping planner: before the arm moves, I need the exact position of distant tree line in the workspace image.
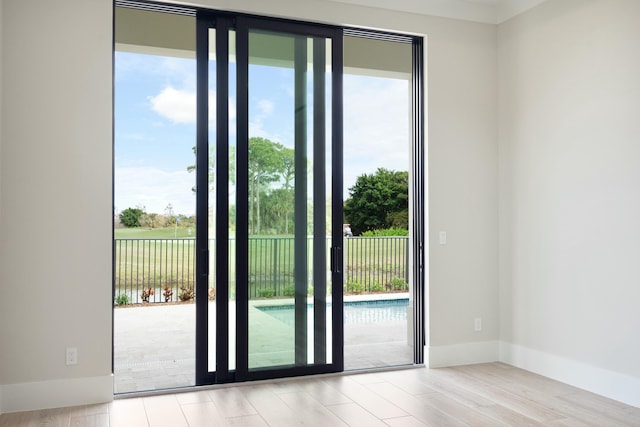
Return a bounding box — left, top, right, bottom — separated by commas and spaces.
120, 142, 408, 237
118, 206, 194, 229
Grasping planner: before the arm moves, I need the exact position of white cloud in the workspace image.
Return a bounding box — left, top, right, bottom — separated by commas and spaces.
149, 87, 196, 124
257, 99, 275, 115
248, 98, 285, 143
124, 133, 151, 141
148, 86, 220, 125
115, 166, 195, 215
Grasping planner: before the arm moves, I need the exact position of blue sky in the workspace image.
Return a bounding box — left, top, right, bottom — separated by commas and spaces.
115, 51, 409, 216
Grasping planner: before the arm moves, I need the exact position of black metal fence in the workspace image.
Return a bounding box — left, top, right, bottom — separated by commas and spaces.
114, 238, 196, 304
114, 236, 409, 304
343, 236, 409, 292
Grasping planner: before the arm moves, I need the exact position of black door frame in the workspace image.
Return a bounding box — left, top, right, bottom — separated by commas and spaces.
195, 11, 345, 385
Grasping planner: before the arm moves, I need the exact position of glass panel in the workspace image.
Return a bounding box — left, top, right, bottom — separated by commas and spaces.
342, 36, 413, 370
246, 30, 332, 370
113, 7, 196, 393
228, 30, 237, 372
207, 28, 238, 374
207, 28, 217, 373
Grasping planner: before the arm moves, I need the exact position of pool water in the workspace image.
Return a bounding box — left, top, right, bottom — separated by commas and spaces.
256, 298, 409, 326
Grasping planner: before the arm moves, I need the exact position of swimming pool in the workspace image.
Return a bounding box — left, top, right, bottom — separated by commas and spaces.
256, 298, 409, 326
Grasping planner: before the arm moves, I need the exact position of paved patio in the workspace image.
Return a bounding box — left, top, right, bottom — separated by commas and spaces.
114, 295, 413, 394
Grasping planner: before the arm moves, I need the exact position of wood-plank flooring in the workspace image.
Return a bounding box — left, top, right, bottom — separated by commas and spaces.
1, 363, 639, 426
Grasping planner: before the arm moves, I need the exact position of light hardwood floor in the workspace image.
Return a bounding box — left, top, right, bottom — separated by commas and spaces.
1, 363, 639, 426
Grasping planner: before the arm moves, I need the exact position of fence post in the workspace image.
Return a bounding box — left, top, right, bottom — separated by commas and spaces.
405, 236, 410, 284
272, 238, 278, 296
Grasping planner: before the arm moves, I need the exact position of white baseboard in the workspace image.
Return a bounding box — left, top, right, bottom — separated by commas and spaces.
428, 340, 499, 368
500, 342, 640, 408
0, 374, 113, 414
2, 345, 637, 413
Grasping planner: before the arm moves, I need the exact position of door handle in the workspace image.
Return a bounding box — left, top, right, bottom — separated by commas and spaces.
330, 246, 341, 274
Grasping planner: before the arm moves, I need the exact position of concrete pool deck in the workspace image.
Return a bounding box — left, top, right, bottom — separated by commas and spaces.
114, 293, 413, 394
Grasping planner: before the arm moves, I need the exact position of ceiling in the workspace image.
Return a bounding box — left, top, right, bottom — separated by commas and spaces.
322, 0, 548, 24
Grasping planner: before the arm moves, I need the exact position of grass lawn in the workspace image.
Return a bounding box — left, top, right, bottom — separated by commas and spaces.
114, 227, 409, 303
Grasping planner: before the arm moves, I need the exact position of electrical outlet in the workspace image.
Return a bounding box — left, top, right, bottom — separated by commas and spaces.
474, 318, 482, 332
439, 231, 447, 245
66, 347, 78, 365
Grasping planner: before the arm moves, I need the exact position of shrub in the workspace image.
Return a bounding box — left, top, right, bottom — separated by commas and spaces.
162, 286, 173, 302
282, 285, 295, 297
114, 293, 130, 306
390, 277, 409, 291
178, 285, 195, 301
257, 288, 275, 298
140, 212, 166, 229
141, 287, 154, 303
361, 228, 408, 237
346, 279, 364, 294
371, 281, 385, 292
119, 207, 144, 228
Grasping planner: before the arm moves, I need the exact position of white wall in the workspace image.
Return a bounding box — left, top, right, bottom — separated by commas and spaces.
0, 0, 113, 413
426, 17, 499, 367
498, 0, 640, 407
0, 0, 498, 412
0, 0, 4, 412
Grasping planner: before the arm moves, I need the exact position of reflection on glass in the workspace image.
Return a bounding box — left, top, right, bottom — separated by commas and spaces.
246, 31, 332, 370
247, 31, 296, 369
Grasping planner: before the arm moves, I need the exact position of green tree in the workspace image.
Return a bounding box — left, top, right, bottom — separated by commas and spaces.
188, 137, 296, 234
262, 188, 295, 233
248, 137, 295, 234
119, 207, 145, 228
344, 168, 408, 235
187, 145, 235, 193
140, 212, 165, 229
386, 208, 409, 229
280, 147, 295, 190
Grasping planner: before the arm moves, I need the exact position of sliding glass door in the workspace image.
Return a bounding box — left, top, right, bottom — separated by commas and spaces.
114, 1, 423, 393
196, 14, 344, 384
